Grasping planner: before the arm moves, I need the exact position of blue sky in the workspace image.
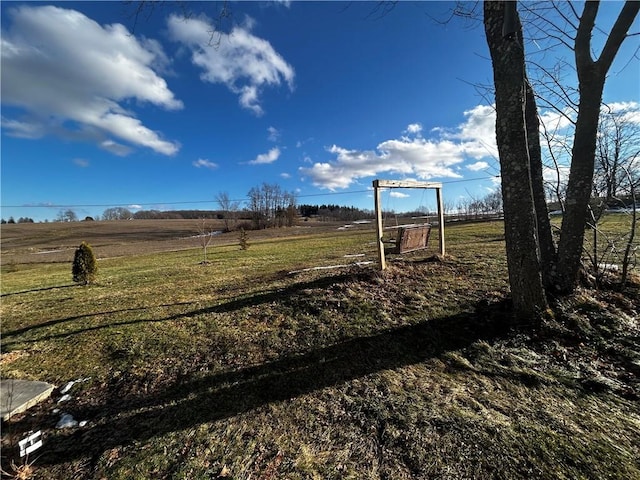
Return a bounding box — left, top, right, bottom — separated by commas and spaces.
1, 1, 638, 222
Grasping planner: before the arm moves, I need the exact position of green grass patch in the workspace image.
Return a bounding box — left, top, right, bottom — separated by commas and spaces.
1, 220, 638, 479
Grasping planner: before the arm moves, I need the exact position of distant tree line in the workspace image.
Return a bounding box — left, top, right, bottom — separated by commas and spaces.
1, 216, 35, 224
298, 204, 373, 221
455, 190, 503, 220
103, 208, 224, 221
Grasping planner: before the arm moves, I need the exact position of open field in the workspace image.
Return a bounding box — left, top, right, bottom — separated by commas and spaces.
1, 218, 639, 479
0, 218, 358, 266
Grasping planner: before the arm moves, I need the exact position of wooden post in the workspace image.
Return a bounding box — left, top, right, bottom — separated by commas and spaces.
436, 187, 445, 255
372, 179, 445, 268
373, 180, 386, 270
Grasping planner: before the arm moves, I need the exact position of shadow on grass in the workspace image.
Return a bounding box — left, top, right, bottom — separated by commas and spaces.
2, 274, 363, 348
0, 284, 77, 298
22, 300, 511, 467
1, 302, 196, 343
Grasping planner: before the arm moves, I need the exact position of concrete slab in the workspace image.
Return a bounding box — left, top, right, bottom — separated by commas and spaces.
1, 379, 55, 421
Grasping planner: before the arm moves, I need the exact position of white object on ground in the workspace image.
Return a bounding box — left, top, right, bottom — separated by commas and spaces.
56, 413, 78, 429
60, 377, 91, 394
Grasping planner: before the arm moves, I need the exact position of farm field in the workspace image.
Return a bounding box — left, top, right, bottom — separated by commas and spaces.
0, 218, 356, 266
1, 218, 639, 479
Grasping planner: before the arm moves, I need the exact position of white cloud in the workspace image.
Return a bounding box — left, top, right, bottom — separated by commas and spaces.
100, 139, 133, 157
73, 158, 89, 168
300, 112, 498, 190
193, 158, 218, 169
1, 5, 182, 155
604, 101, 640, 125
467, 161, 489, 171
129, 204, 143, 210
543, 165, 570, 187
539, 108, 575, 133
539, 102, 640, 164
249, 147, 281, 165
444, 105, 498, 159
0, 117, 44, 139
280, 172, 291, 179
268, 126, 281, 142
168, 14, 294, 116
406, 123, 423, 135
390, 191, 410, 198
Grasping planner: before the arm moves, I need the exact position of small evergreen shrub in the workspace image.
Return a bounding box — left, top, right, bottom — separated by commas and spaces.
72, 241, 98, 285
239, 228, 249, 250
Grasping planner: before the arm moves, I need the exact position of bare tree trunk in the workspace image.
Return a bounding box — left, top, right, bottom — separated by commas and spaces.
555, 85, 603, 290
525, 78, 557, 287
554, 0, 639, 292
484, 1, 548, 321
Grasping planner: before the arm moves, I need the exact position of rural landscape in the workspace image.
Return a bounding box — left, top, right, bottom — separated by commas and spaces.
2, 0, 639, 478
1, 212, 639, 479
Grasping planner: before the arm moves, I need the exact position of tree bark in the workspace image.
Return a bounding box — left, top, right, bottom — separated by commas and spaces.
525, 77, 557, 287
484, 1, 548, 320
555, 0, 639, 292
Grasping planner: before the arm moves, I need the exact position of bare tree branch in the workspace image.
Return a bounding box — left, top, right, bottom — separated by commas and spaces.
598, 1, 640, 70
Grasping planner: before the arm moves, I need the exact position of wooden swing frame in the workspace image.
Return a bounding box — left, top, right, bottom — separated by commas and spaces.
373, 179, 445, 270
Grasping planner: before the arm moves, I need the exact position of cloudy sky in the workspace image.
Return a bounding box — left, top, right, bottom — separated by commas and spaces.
1, 1, 638, 221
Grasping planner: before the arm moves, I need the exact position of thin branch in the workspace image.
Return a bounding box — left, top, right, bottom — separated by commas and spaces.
567, 1, 581, 23
519, 2, 576, 47
528, 59, 580, 110
540, 117, 568, 211
552, 1, 579, 32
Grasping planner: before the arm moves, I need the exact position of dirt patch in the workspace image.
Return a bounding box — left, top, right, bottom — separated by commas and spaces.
0, 350, 28, 366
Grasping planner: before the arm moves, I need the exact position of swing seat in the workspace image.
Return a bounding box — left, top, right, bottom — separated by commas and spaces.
388, 224, 431, 254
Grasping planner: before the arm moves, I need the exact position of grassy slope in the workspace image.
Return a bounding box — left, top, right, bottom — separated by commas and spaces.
1, 221, 639, 479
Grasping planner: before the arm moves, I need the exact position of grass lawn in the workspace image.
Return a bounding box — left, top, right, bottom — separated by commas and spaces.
1, 219, 639, 479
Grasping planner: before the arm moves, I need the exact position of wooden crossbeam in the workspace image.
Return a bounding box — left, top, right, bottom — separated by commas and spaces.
373, 179, 442, 189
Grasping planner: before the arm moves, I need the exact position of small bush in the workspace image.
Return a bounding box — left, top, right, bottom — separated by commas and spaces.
239, 228, 249, 250
72, 242, 98, 285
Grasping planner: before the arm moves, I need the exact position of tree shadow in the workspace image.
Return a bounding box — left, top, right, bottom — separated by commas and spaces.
1, 302, 195, 343
0, 284, 76, 298
2, 273, 363, 347
21, 302, 512, 467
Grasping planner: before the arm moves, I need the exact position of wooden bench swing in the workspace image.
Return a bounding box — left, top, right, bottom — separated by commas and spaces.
373, 179, 445, 270
385, 223, 432, 254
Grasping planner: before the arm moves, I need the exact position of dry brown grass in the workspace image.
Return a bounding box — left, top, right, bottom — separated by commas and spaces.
1, 219, 639, 479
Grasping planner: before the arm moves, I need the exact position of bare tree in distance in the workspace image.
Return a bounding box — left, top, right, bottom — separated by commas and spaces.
102, 207, 133, 221
215, 191, 240, 232
582, 105, 640, 287
247, 183, 297, 230
56, 209, 78, 222
593, 104, 640, 204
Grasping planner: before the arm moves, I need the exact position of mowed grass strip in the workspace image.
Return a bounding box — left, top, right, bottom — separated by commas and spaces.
1, 220, 639, 479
